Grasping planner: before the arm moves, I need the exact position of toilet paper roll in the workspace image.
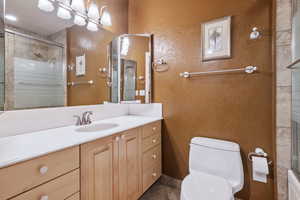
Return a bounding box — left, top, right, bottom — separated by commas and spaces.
252, 156, 269, 183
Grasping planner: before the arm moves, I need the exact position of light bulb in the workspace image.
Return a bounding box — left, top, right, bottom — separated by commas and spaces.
71, 0, 86, 13
74, 15, 86, 26
38, 0, 54, 12
100, 10, 112, 26
87, 3, 100, 20
87, 22, 98, 32
57, 7, 72, 20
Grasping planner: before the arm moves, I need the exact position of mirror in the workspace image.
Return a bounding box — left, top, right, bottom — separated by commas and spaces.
0, 0, 151, 111
108, 34, 152, 104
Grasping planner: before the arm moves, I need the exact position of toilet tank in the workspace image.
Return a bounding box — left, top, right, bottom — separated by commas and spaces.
189, 137, 244, 193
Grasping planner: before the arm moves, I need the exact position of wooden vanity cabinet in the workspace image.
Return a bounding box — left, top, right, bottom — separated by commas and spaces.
0, 121, 162, 200
119, 128, 142, 200
81, 121, 162, 200
80, 135, 119, 200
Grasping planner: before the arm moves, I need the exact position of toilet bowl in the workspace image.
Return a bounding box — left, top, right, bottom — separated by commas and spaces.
181, 137, 244, 200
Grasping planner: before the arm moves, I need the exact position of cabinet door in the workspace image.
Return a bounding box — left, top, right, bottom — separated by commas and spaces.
119, 128, 142, 200
81, 136, 119, 200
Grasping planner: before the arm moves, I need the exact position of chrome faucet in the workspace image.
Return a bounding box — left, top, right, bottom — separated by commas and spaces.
74, 111, 93, 126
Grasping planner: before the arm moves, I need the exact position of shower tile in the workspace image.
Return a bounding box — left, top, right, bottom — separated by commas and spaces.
276, 87, 292, 128
277, 166, 289, 200
139, 181, 180, 200
277, 128, 292, 169
276, 30, 292, 46
276, 45, 292, 87
276, 0, 292, 31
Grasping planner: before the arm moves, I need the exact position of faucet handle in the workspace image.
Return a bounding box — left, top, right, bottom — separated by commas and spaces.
74, 115, 82, 126
82, 111, 93, 125
85, 111, 93, 124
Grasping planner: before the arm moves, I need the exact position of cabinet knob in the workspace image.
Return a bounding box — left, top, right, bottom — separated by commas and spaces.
40, 195, 49, 200
152, 127, 157, 131
115, 136, 120, 141
152, 154, 157, 159
39, 166, 48, 175
152, 173, 157, 177
152, 139, 157, 143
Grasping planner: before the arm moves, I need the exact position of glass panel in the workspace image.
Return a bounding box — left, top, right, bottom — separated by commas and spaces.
292, 0, 300, 178
6, 34, 64, 109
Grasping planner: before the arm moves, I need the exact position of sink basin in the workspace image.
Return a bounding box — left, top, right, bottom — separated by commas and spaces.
76, 123, 118, 132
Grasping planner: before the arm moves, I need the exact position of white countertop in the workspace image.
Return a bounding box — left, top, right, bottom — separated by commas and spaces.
0, 115, 162, 169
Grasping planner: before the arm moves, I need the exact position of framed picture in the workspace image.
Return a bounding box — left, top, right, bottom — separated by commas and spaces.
201, 16, 231, 61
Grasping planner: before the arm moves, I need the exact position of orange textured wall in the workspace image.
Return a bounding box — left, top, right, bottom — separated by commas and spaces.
129, 0, 274, 199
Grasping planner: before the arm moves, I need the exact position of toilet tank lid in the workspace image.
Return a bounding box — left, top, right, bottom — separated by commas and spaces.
191, 137, 240, 152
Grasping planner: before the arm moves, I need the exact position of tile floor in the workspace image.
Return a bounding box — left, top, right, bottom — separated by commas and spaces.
139, 181, 181, 200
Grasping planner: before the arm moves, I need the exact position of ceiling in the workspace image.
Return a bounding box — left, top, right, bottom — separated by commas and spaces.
6, 0, 75, 36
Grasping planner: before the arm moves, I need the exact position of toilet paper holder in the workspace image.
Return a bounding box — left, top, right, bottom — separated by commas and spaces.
248, 148, 272, 165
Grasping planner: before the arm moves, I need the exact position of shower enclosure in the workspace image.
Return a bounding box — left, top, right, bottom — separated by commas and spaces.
4, 31, 65, 110
291, 0, 300, 179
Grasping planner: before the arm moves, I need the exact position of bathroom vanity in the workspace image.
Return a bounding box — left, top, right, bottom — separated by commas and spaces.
0, 117, 162, 200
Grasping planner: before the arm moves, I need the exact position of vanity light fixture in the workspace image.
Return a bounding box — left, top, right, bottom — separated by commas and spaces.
5, 14, 18, 22
38, 0, 55, 12
37, 0, 111, 32
57, 6, 72, 19
87, 3, 100, 20
71, 0, 85, 13
100, 6, 112, 26
57, 0, 72, 20
87, 21, 98, 32
74, 14, 86, 26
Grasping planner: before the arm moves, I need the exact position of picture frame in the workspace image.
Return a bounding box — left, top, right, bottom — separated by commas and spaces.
201, 16, 232, 61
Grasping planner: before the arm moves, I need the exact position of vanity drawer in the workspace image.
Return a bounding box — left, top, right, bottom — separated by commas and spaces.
0, 146, 79, 200
142, 145, 161, 171
142, 133, 161, 152
11, 169, 80, 200
142, 121, 161, 139
142, 161, 161, 192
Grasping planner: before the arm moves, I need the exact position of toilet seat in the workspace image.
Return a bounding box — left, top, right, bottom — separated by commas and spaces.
181, 172, 234, 200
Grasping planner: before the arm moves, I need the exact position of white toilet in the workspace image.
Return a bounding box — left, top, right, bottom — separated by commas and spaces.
181, 137, 244, 200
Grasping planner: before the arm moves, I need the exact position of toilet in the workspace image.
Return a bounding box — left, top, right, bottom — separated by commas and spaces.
181, 137, 244, 200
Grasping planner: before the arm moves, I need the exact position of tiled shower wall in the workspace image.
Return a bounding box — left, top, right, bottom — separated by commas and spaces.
276, 0, 293, 199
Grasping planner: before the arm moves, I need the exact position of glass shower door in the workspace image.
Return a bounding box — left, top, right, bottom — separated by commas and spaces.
291, 0, 300, 178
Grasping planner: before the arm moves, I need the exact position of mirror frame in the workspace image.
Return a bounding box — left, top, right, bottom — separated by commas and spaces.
114, 33, 153, 104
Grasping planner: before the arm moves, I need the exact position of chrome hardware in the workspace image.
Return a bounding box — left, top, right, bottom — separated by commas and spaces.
40, 195, 49, 200
152, 154, 157, 159
74, 115, 82, 126
250, 27, 260, 40
39, 166, 48, 175
180, 66, 258, 78
67, 80, 94, 87
152, 173, 157, 177
248, 148, 272, 165
152, 139, 157, 143
74, 111, 93, 126
82, 111, 93, 125
286, 58, 300, 69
